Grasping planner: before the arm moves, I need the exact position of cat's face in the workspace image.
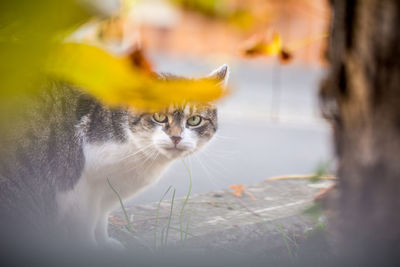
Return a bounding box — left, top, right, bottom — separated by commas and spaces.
133, 104, 217, 158
128, 65, 228, 159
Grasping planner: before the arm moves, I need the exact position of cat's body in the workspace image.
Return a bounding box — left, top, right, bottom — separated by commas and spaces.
0, 65, 228, 248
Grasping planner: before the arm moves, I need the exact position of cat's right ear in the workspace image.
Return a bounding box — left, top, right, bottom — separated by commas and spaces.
207, 64, 230, 88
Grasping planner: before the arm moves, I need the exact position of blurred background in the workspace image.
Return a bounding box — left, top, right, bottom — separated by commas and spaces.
0, 0, 332, 203
88, 0, 332, 203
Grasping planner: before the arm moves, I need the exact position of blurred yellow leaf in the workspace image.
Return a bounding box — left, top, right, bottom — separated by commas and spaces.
264, 33, 282, 56
0, 0, 90, 97
243, 32, 293, 64
243, 31, 328, 64
46, 43, 227, 111
244, 32, 282, 56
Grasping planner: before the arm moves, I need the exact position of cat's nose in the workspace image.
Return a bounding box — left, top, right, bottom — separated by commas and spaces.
170, 136, 182, 145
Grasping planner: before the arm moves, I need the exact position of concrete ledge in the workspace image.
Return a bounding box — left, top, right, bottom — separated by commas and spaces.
109, 179, 332, 254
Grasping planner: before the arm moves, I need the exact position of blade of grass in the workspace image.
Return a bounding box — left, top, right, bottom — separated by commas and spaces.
168, 226, 195, 238
276, 222, 294, 260
161, 227, 166, 247
164, 188, 176, 246
107, 178, 133, 233
108, 178, 157, 252
154, 185, 173, 249
184, 213, 191, 241
180, 159, 193, 243
291, 229, 299, 249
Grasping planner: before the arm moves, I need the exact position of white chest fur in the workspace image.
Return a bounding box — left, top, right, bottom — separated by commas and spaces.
56, 139, 172, 247
82, 141, 170, 204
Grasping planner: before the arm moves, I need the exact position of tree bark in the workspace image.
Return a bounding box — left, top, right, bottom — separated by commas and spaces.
320, 0, 400, 262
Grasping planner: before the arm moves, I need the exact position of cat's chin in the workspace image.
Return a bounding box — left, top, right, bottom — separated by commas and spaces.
158, 147, 191, 159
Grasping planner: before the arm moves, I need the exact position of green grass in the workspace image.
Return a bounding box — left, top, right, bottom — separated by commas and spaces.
107, 178, 155, 251
164, 188, 176, 246
107, 178, 134, 233
310, 161, 332, 183
179, 159, 193, 244
276, 222, 296, 260
154, 185, 173, 249
154, 159, 193, 249
110, 160, 194, 250
184, 213, 191, 242
303, 203, 323, 219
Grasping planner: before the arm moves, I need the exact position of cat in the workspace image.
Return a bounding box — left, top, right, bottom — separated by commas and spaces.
0, 64, 229, 249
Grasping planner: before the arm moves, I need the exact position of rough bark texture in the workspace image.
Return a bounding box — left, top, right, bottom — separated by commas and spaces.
320, 0, 400, 261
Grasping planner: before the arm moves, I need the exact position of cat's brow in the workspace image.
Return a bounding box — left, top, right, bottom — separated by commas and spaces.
171, 110, 184, 122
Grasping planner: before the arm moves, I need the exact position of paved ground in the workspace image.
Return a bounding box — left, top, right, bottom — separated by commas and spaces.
110, 179, 333, 254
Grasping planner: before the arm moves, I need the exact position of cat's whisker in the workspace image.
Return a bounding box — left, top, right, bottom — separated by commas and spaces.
202, 154, 232, 173
119, 154, 154, 175
201, 150, 237, 159
193, 154, 224, 189
146, 151, 160, 170
126, 144, 157, 160
199, 147, 239, 159
116, 143, 154, 162
137, 148, 158, 169
107, 146, 157, 176
214, 133, 238, 141
196, 150, 232, 177
139, 151, 161, 172
205, 145, 239, 153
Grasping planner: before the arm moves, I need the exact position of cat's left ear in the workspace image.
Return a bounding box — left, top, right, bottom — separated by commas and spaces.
207, 64, 230, 88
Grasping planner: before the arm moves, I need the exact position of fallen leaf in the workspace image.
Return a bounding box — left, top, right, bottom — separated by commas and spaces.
229, 184, 244, 198
229, 184, 257, 201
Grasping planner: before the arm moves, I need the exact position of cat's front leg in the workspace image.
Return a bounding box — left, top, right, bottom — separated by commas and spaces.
57, 190, 99, 248
94, 213, 125, 250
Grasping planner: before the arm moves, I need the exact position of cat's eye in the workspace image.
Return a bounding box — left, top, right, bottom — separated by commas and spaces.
187, 115, 202, 127
153, 113, 168, 123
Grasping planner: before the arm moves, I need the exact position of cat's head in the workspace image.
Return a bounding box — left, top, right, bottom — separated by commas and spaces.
129, 64, 229, 159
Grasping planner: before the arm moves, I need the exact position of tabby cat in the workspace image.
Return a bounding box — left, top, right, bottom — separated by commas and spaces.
0, 64, 229, 249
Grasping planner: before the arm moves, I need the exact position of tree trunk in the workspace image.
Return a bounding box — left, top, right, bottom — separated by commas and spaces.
320, 0, 400, 262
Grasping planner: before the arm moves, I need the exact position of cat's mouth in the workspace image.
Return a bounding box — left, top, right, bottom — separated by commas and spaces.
164, 147, 185, 151
158, 146, 192, 158
162, 147, 187, 155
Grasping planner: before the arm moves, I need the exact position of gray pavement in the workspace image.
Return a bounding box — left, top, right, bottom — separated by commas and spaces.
111, 179, 332, 253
